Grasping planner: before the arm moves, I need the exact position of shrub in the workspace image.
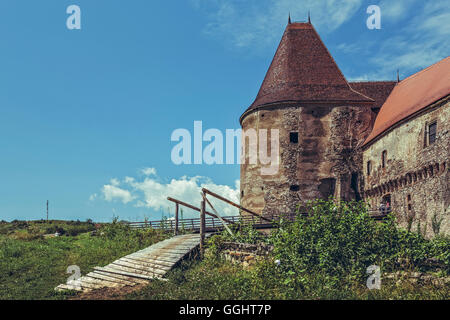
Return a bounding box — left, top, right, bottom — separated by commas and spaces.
263, 199, 448, 285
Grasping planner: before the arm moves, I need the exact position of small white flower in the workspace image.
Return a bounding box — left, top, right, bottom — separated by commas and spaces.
275, 259, 281, 266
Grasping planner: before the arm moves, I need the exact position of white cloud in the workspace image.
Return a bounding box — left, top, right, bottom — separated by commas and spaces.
192, 0, 363, 49
96, 169, 241, 218
102, 183, 135, 204
141, 167, 157, 176
109, 178, 120, 186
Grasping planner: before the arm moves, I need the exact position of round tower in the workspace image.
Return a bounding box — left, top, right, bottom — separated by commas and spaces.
240, 21, 377, 216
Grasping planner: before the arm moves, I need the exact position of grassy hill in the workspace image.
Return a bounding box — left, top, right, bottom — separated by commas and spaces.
0, 219, 167, 299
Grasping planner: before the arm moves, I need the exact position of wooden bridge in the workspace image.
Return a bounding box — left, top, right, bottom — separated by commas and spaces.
55, 233, 209, 292
55, 188, 389, 293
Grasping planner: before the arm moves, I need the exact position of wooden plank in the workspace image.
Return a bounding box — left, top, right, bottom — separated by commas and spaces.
94, 267, 157, 280
175, 203, 179, 235
141, 247, 197, 255
92, 270, 149, 285
122, 255, 174, 268
86, 272, 138, 286
140, 252, 187, 262
138, 244, 198, 254
110, 260, 166, 276
104, 263, 156, 276
119, 257, 172, 271
128, 253, 180, 265
105, 262, 165, 277
200, 199, 205, 255
136, 248, 192, 259
64, 279, 97, 291
78, 276, 121, 289
55, 284, 85, 292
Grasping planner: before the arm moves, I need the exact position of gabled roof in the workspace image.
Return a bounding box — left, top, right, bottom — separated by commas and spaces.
242, 22, 373, 120
349, 81, 397, 110
363, 56, 450, 147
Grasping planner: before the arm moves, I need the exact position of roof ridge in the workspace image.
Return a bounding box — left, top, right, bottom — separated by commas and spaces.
349, 80, 397, 83
398, 56, 450, 84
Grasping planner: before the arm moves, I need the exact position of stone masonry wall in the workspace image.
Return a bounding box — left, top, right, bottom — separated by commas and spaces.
362, 97, 449, 237
218, 242, 273, 268
240, 103, 374, 216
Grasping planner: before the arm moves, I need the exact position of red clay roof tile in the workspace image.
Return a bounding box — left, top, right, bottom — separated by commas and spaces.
349, 81, 397, 111
363, 56, 450, 147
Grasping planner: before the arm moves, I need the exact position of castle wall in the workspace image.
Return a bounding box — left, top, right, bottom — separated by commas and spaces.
362, 97, 450, 237
240, 103, 374, 216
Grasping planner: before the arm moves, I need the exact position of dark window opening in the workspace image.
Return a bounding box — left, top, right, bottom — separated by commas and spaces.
318, 178, 336, 199
380, 194, 391, 214
351, 172, 362, 201
424, 122, 428, 147
290, 132, 299, 143
241, 190, 244, 198
428, 121, 437, 145
367, 161, 372, 176
382, 150, 387, 168
290, 185, 300, 192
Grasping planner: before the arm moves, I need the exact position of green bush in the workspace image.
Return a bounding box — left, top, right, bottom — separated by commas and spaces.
268, 199, 449, 286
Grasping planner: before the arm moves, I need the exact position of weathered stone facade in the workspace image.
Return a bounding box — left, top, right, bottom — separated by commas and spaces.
240, 103, 374, 216
363, 97, 450, 237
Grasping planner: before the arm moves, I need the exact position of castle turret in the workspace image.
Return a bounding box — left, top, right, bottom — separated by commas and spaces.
240, 22, 389, 216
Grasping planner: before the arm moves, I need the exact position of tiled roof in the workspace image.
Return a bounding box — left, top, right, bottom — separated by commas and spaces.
241, 22, 373, 120
349, 81, 397, 111
363, 56, 450, 147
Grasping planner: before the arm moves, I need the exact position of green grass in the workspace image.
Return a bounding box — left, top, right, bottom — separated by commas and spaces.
0, 220, 168, 300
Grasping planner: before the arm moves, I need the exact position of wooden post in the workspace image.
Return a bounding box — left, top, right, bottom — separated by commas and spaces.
46, 200, 49, 222
174, 203, 179, 235
200, 199, 206, 256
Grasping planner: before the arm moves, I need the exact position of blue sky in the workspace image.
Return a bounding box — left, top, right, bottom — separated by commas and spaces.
0, 0, 448, 222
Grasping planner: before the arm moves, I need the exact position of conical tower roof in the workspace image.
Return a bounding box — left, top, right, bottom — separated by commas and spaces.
241, 22, 373, 121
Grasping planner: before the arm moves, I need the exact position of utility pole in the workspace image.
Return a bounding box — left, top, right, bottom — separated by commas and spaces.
46, 200, 49, 222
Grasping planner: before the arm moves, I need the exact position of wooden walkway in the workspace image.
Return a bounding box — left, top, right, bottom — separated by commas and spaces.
55, 233, 207, 293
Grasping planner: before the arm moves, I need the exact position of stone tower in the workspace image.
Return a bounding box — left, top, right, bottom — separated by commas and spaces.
239, 21, 393, 216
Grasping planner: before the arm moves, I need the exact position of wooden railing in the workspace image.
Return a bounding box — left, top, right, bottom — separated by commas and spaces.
127, 208, 390, 231
127, 212, 295, 232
